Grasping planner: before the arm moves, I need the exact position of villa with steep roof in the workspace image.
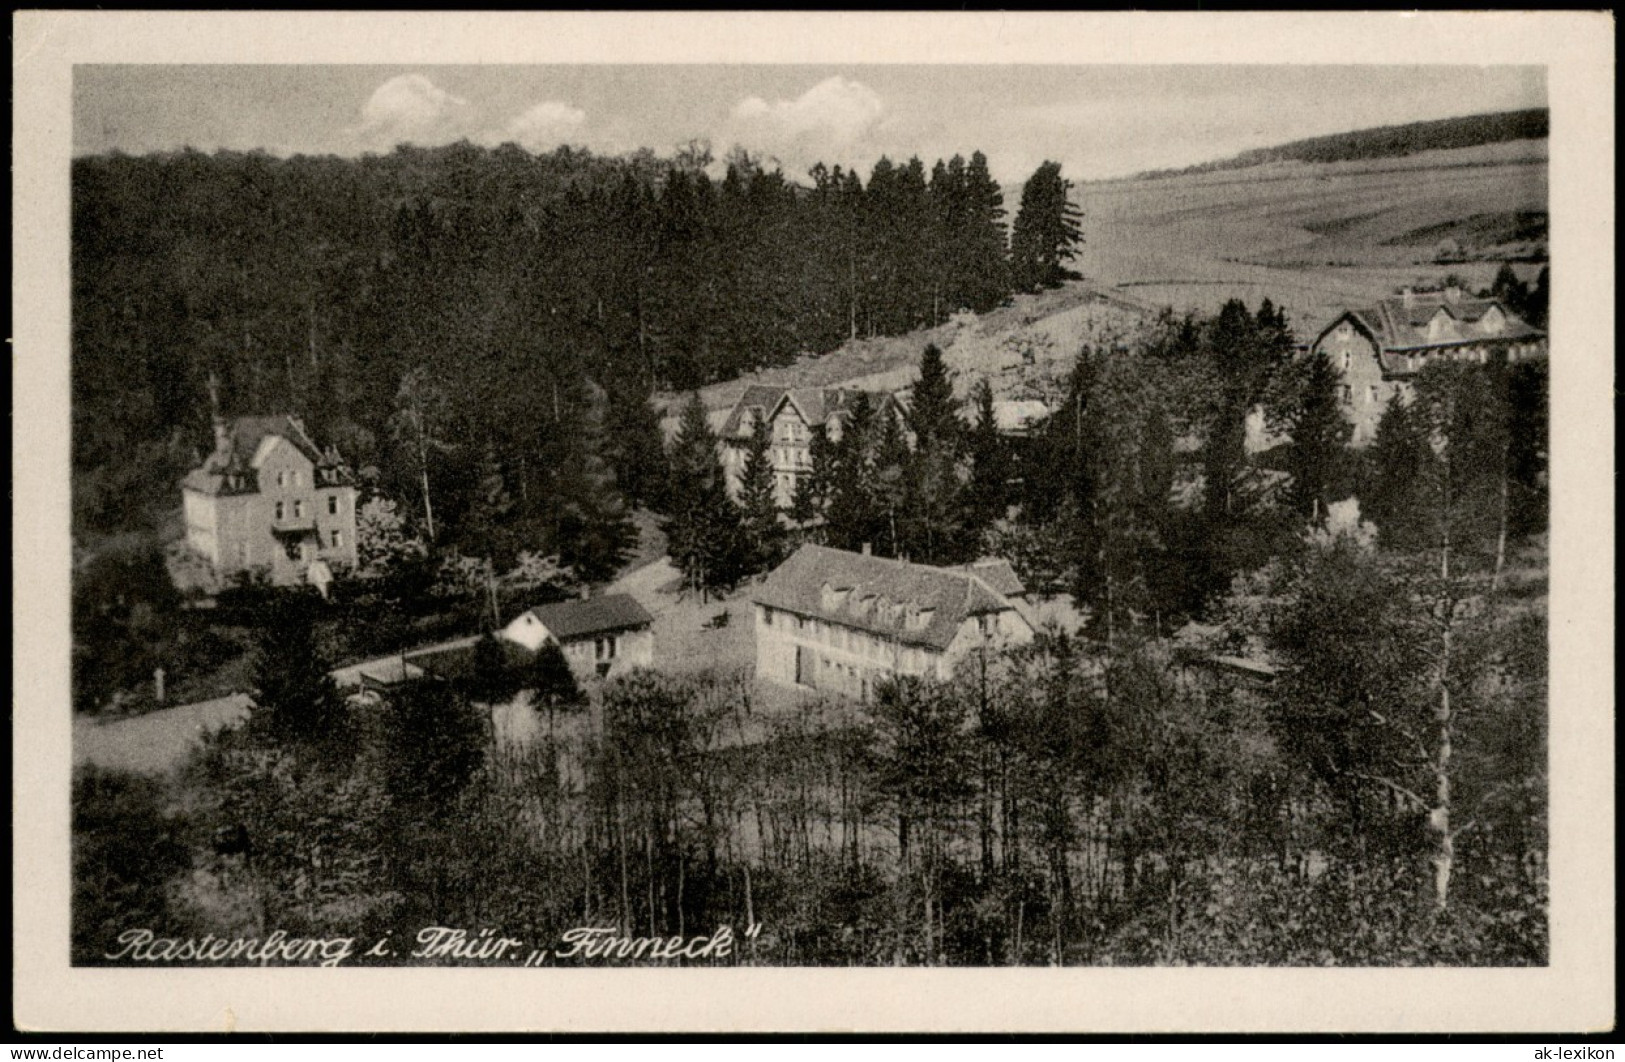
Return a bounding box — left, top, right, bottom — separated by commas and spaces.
1307, 284, 1547, 445
753, 545, 1033, 699
718, 385, 907, 508
181, 406, 359, 588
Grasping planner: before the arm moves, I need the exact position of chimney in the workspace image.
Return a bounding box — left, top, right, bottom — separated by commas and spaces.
1445, 283, 1463, 304
153, 667, 166, 705
581, 587, 591, 601
1401, 286, 1416, 308
861, 542, 871, 556
207, 371, 229, 454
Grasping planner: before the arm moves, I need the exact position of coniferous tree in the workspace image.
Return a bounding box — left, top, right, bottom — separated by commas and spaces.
665, 392, 746, 598
467, 630, 520, 705
551, 380, 636, 584
1273, 351, 1353, 520
952, 151, 1012, 313
907, 344, 960, 454
1490, 263, 1529, 316
790, 423, 833, 530
603, 371, 670, 512
1526, 265, 1549, 329
250, 589, 348, 750
384, 678, 487, 813
738, 412, 786, 575
1364, 395, 1434, 551
824, 392, 884, 553
529, 640, 583, 709
966, 378, 1012, 534
1010, 161, 1084, 291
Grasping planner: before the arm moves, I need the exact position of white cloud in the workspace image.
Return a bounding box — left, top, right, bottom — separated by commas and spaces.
722, 76, 884, 175
496, 100, 588, 152
357, 74, 470, 147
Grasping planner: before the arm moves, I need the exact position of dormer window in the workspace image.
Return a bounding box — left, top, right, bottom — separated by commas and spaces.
905, 607, 935, 633
820, 582, 851, 614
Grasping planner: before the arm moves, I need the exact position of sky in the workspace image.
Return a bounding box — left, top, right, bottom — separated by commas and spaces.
73, 65, 1547, 184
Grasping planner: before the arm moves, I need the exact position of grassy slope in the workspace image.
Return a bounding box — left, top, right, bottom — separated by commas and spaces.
657, 139, 1547, 429
1076, 139, 1548, 333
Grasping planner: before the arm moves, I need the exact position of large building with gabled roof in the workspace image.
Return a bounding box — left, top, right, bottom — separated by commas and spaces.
753, 544, 1033, 699
718, 385, 907, 508
181, 408, 359, 588
1307, 284, 1547, 445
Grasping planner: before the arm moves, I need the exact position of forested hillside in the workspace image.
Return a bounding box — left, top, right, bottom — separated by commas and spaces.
1138, 108, 1548, 179
72, 143, 1040, 547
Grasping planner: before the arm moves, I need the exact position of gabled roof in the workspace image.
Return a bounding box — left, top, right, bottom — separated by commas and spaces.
719, 385, 899, 439
754, 544, 1021, 652
1314, 293, 1544, 370
525, 594, 654, 641
182, 414, 354, 496
719, 385, 789, 438
950, 558, 1025, 598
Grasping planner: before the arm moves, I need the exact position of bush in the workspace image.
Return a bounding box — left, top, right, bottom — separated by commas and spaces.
73, 766, 192, 964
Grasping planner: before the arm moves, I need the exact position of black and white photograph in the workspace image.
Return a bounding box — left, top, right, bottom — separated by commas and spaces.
13, 10, 1614, 1034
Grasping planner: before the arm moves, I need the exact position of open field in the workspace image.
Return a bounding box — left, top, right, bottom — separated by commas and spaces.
655, 139, 1548, 428
1076, 139, 1547, 330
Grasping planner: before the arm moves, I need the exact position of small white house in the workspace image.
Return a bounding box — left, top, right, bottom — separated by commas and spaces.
501, 594, 655, 682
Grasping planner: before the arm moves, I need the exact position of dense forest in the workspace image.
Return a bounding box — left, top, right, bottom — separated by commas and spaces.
1137, 108, 1548, 179
75, 313, 1550, 966
72, 142, 1080, 552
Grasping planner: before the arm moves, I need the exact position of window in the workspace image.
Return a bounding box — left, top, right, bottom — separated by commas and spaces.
274, 501, 285, 520
595, 635, 618, 661
276, 471, 286, 488
1367, 384, 1380, 405
1340, 351, 1351, 371
293, 500, 304, 519
1339, 385, 1352, 405
327, 495, 339, 515
330, 530, 342, 548
762, 607, 774, 627
289, 470, 300, 487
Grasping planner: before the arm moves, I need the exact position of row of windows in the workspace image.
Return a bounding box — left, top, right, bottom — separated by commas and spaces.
768, 607, 920, 666
233, 529, 345, 566
1339, 384, 1384, 407
272, 496, 343, 520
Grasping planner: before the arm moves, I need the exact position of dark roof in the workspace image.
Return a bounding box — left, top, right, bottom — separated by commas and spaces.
950, 559, 1025, 598
527, 594, 653, 641
719, 385, 899, 439
754, 544, 1021, 652
1316, 293, 1545, 373
182, 414, 354, 496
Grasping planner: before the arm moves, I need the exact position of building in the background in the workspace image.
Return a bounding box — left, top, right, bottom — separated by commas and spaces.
753, 544, 1033, 699
181, 396, 359, 588
719, 385, 907, 508
500, 594, 655, 682
1307, 284, 1547, 445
